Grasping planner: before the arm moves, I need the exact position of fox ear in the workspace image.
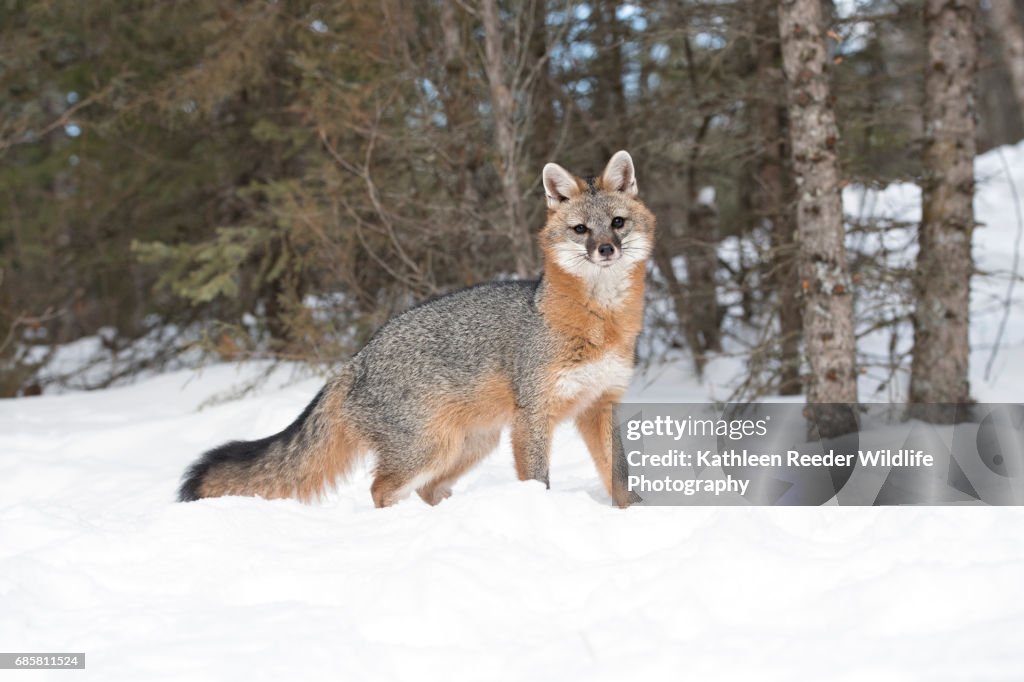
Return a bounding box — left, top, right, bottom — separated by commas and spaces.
601, 150, 638, 196
543, 163, 580, 209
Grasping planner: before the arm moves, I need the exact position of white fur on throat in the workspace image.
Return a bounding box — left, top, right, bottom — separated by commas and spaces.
555, 352, 634, 406
552, 233, 651, 309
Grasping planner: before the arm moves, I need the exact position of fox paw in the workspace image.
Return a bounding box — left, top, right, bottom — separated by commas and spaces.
613, 489, 642, 509
417, 484, 453, 506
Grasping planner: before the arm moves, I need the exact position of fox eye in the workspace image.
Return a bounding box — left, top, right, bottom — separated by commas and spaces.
611, 216, 625, 228
572, 224, 588, 234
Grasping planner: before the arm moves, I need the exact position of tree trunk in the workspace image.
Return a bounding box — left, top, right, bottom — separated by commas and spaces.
593, 0, 629, 156
440, 0, 486, 282
480, 0, 535, 278
527, 0, 556, 168
679, 35, 722, 356
909, 0, 977, 420
989, 0, 1024, 126
525, 0, 556, 235
440, 0, 478, 205
778, 0, 858, 435
683, 189, 722, 354
753, 0, 802, 395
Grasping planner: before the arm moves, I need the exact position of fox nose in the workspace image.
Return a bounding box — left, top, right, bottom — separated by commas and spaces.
597, 243, 616, 258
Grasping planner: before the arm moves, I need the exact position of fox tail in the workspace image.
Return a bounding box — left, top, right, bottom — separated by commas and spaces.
178, 368, 363, 502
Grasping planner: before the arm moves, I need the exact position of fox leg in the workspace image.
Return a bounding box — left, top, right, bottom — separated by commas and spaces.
417, 428, 500, 505
370, 470, 419, 508
575, 394, 637, 508
371, 445, 433, 508
511, 410, 552, 488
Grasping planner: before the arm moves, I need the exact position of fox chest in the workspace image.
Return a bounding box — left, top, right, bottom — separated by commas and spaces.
552, 353, 634, 406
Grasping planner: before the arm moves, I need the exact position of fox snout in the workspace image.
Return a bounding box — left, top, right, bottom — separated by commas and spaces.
591, 236, 621, 265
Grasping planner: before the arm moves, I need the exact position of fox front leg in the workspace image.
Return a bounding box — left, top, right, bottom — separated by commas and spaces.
511, 410, 551, 488
609, 405, 641, 508
576, 397, 640, 508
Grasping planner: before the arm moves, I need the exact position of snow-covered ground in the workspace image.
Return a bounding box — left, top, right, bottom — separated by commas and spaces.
3, 143, 1024, 680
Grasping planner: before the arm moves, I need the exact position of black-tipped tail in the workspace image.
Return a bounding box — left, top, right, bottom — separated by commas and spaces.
177, 387, 327, 502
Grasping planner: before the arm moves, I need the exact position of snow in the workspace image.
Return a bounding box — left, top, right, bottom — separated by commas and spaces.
3, 143, 1024, 680
697, 185, 716, 207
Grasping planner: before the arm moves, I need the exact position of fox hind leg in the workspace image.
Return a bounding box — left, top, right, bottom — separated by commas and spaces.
370, 470, 417, 508
371, 449, 434, 508
373, 428, 501, 508
417, 428, 500, 505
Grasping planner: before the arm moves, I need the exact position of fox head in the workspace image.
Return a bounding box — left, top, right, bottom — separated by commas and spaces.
539, 151, 655, 283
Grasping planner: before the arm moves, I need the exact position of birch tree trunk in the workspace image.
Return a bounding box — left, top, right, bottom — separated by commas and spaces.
989, 0, 1024, 126
909, 0, 977, 420
480, 0, 535, 278
778, 0, 859, 435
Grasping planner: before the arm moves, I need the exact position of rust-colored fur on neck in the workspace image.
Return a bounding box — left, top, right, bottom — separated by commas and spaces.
538, 258, 647, 363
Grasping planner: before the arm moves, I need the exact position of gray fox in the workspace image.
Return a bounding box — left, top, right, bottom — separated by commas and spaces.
179, 151, 655, 507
